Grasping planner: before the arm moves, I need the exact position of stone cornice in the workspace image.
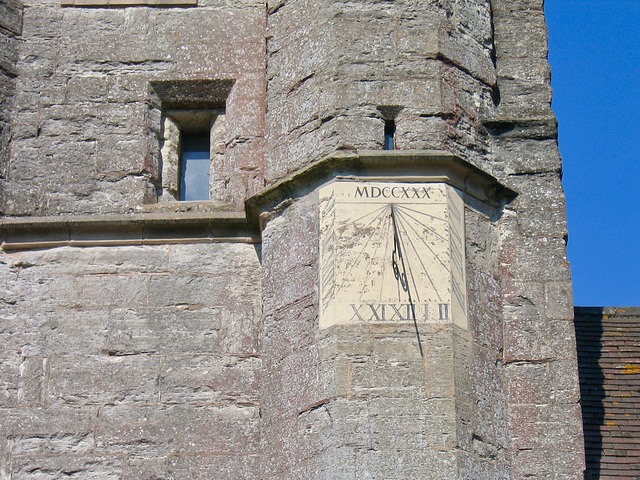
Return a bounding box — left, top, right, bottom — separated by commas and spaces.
245, 150, 517, 230
0, 211, 257, 251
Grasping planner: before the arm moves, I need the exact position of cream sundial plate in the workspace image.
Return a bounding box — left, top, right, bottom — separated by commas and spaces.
318, 181, 467, 329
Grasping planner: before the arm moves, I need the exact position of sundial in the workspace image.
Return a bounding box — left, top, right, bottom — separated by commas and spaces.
318, 180, 467, 330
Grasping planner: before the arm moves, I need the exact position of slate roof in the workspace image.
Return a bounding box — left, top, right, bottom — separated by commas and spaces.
574, 307, 640, 480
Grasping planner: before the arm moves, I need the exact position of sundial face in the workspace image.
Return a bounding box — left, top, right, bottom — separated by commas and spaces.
318, 181, 467, 329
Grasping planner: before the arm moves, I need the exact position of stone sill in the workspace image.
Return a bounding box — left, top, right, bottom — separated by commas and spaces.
0, 211, 257, 251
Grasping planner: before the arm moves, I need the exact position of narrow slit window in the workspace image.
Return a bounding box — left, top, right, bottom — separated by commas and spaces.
384, 120, 396, 150
180, 132, 210, 201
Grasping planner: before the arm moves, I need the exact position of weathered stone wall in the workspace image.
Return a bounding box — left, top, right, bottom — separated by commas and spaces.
488, 0, 586, 477
260, 0, 584, 478
265, 0, 497, 183
0, 0, 586, 478
256, 173, 510, 478
454, 195, 509, 478
0, 242, 262, 479
0, 0, 22, 193
2, 0, 264, 216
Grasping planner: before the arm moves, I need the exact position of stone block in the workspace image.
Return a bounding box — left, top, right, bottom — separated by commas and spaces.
49, 355, 160, 405
263, 300, 317, 365
510, 404, 584, 451
121, 456, 167, 480
375, 413, 458, 451
96, 404, 259, 454
11, 455, 124, 480
160, 355, 259, 405
169, 243, 260, 275
0, 0, 22, 35
4, 271, 77, 308
512, 445, 585, 478
0, 351, 20, 407
350, 358, 429, 398
17, 356, 49, 406
261, 345, 320, 416
396, 115, 449, 151
106, 74, 150, 104
492, 0, 544, 13
261, 198, 318, 312
96, 136, 148, 179
106, 306, 221, 356
167, 453, 260, 480
259, 416, 304, 476
544, 280, 574, 320
506, 362, 550, 405
10, 246, 170, 276
3, 406, 96, 455
548, 359, 581, 404
77, 274, 147, 308
494, 86, 553, 118
494, 11, 548, 59
354, 448, 458, 479
500, 236, 570, 283
66, 75, 109, 103
504, 317, 578, 362
496, 138, 560, 175
218, 302, 262, 355
466, 268, 502, 353
147, 273, 255, 308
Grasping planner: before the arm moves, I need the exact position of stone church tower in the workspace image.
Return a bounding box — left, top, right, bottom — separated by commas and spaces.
0, 0, 585, 478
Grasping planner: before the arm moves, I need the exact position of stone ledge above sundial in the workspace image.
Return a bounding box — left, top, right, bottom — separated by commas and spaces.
245, 150, 517, 231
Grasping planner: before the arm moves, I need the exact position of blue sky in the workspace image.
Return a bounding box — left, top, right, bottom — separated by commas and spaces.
545, 1, 640, 307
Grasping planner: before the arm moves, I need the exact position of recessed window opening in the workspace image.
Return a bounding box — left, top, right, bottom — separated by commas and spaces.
151, 79, 234, 204
384, 119, 396, 150
180, 132, 210, 201
159, 108, 224, 202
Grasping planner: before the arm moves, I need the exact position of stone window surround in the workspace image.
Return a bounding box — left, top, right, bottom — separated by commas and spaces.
149, 79, 235, 204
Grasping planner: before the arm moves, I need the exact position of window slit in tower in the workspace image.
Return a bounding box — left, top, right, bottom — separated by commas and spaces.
180, 131, 210, 201
384, 119, 396, 150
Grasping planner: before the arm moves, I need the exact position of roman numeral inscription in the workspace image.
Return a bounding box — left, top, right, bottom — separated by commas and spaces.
348, 303, 450, 323
355, 185, 431, 200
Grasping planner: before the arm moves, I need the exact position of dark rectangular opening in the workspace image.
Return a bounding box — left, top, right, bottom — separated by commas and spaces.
180, 132, 210, 201
384, 120, 396, 150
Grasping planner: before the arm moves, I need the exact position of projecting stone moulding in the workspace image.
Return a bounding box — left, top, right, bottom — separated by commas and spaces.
246, 150, 517, 229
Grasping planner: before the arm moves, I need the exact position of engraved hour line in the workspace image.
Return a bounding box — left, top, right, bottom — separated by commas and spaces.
394, 205, 448, 242
394, 208, 426, 304
448, 194, 462, 224
395, 204, 448, 223
320, 195, 335, 218
381, 205, 396, 301
335, 205, 390, 296
393, 209, 446, 304
342, 203, 389, 228
357, 205, 394, 302
394, 206, 450, 273
320, 197, 336, 314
